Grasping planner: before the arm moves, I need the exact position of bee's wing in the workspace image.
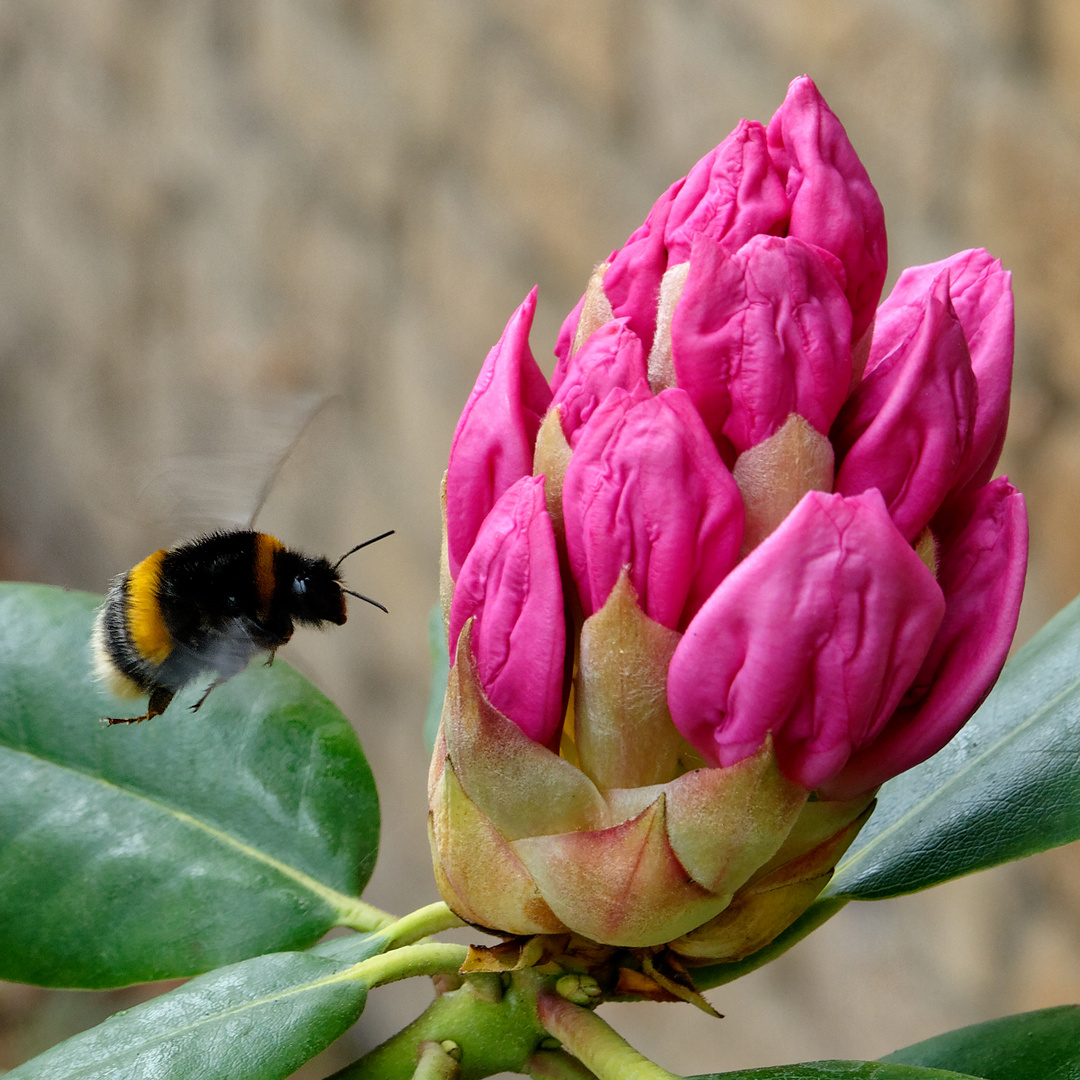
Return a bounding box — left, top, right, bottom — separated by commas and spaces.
131, 393, 331, 541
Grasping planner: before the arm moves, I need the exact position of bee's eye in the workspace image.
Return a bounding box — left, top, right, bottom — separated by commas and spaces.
292, 576, 308, 596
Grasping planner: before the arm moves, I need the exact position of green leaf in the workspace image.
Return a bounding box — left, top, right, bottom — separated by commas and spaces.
828, 593, 1080, 900
5, 933, 388, 1079
882, 1005, 1080, 1080
688, 1062, 984, 1079
425, 602, 449, 754
0, 582, 381, 988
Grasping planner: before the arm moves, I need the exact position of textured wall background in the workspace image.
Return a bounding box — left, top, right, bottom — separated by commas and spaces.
2, 1, 1080, 1076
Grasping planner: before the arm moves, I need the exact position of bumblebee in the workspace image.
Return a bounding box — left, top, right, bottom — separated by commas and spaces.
92, 528, 392, 724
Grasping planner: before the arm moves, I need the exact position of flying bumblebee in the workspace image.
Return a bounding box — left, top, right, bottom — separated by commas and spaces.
92, 528, 393, 724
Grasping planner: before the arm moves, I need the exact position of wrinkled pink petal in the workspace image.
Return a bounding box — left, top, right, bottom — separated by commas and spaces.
445, 289, 553, 579
664, 119, 790, 265
600, 178, 685, 356
823, 478, 1028, 799
550, 318, 649, 447
599, 119, 792, 358
562, 386, 744, 631
672, 234, 852, 454
667, 489, 945, 790
871, 249, 1014, 500
833, 270, 978, 542
766, 76, 887, 346
447, 475, 566, 745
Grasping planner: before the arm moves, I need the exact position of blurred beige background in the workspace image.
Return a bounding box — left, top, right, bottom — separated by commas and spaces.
1, 1, 1080, 1076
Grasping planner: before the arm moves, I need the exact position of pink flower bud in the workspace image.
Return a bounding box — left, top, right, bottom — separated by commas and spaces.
667, 490, 945, 790
671, 233, 852, 454
557, 119, 789, 367
549, 318, 648, 447
766, 75, 887, 346
447, 475, 566, 746
823, 477, 1027, 799
663, 118, 789, 264
591, 179, 683, 359
872, 249, 1014, 501
432, 76, 1027, 961
562, 386, 743, 631
833, 269, 979, 541
445, 289, 552, 579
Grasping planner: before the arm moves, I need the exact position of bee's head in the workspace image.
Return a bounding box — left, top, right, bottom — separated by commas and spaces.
280, 531, 393, 627
282, 554, 348, 626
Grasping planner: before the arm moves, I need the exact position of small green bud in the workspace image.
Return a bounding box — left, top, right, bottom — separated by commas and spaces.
555, 974, 601, 1006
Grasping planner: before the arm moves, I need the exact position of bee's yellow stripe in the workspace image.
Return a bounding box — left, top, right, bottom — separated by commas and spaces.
127, 549, 172, 665
254, 533, 284, 618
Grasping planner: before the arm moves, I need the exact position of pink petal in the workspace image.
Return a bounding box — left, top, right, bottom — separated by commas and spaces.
664, 119, 790, 264
552, 290, 588, 378
667, 489, 945, 791
833, 270, 978, 542
549, 318, 649, 447
562, 386, 744, 631
766, 76, 887, 346
601, 178, 685, 356
447, 475, 567, 745
822, 478, 1028, 799
445, 289, 553, 579
600, 119, 791, 357
871, 249, 1014, 499
672, 234, 852, 454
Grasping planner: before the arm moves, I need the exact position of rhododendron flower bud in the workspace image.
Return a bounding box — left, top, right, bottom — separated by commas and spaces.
445, 288, 551, 581
432, 75, 1027, 965
448, 475, 565, 747
562, 386, 743, 630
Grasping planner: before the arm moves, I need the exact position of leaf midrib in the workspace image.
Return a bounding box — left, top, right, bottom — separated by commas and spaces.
15, 962, 365, 1077
3, 743, 361, 918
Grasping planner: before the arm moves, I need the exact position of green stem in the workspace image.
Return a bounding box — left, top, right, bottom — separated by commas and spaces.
527, 1048, 602, 1080
412, 1040, 462, 1080
382, 901, 465, 947
337, 896, 399, 932
346, 941, 469, 990
537, 994, 680, 1080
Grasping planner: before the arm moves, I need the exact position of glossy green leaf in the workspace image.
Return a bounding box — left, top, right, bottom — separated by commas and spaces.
688, 1062, 983, 1079
827, 593, 1080, 900
882, 1005, 1080, 1080
0, 583, 382, 988
5, 932, 388, 1079
425, 602, 449, 754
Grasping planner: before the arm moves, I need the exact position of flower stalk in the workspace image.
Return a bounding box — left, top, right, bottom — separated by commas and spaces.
348, 942, 470, 992
412, 1041, 462, 1080
381, 901, 466, 948
527, 1049, 603, 1080
537, 994, 681, 1080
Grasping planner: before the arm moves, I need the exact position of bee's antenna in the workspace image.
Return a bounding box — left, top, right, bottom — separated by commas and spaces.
342, 588, 389, 613
334, 529, 395, 570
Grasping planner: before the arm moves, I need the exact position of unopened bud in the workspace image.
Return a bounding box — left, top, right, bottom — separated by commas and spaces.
555, 974, 602, 1006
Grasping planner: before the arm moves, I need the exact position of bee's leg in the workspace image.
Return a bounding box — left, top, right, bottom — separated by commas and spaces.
264, 647, 278, 668
190, 678, 224, 713
148, 686, 176, 719
106, 686, 174, 725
